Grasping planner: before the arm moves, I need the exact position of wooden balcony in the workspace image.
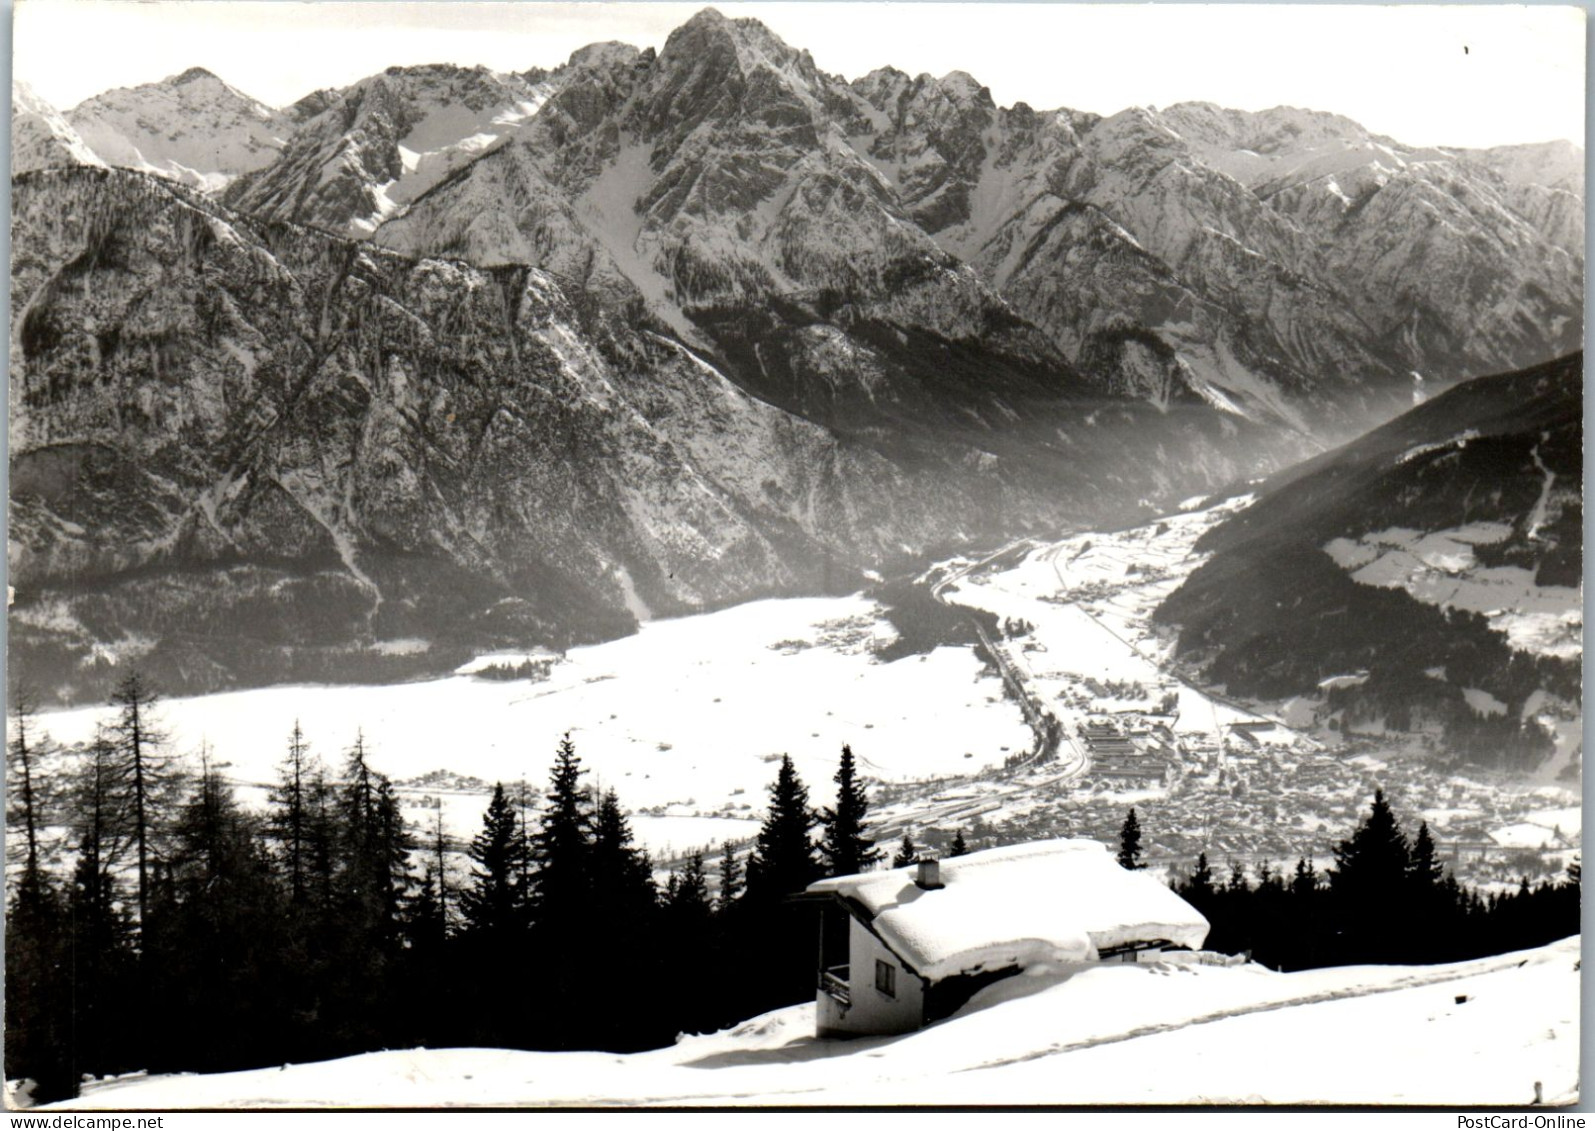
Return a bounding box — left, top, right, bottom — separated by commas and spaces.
819, 965, 850, 1006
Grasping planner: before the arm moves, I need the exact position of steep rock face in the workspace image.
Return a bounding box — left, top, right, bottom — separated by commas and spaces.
66, 67, 292, 190
11, 81, 106, 173
1156, 353, 1582, 772
10, 167, 1269, 701
365, 13, 1578, 438
41, 15, 1580, 436
223, 64, 554, 236
377, 13, 1076, 415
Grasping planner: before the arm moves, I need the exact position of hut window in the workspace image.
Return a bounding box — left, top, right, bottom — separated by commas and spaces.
875, 959, 897, 998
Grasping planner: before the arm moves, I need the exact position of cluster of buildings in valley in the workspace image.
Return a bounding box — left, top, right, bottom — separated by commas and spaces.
871, 707, 1578, 892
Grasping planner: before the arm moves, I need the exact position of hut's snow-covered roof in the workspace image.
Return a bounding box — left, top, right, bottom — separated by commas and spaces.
805, 839, 1209, 982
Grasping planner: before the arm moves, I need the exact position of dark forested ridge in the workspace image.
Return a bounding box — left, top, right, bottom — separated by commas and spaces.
1156, 353, 1582, 772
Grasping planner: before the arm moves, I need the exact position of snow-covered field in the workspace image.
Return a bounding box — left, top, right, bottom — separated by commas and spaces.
32, 596, 1031, 857
1323, 524, 1582, 659
48, 937, 1580, 1108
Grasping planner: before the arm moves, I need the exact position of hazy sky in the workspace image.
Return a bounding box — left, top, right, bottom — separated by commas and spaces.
11, 2, 1587, 148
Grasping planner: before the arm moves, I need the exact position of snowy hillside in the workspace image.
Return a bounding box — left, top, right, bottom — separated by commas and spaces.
44, 937, 1579, 1107
66, 68, 293, 190
1157, 353, 1582, 773
11, 81, 105, 174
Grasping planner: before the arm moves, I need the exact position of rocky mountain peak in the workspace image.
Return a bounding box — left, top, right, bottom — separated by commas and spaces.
172, 65, 224, 86
566, 41, 646, 72
64, 67, 291, 189
936, 70, 994, 107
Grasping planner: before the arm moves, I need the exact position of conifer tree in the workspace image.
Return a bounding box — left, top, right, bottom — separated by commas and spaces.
411, 805, 453, 947
525, 734, 596, 1047
1330, 788, 1412, 961
658, 850, 719, 1037
399, 806, 455, 1049
892, 830, 918, 868
530, 733, 592, 923
8, 686, 55, 875
459, 784, 532, 945
591, 790, 657, 926
745, 755, 820, 901
1183, 852, 1214, 900
327, 731, 410, 1050
107, 671, 176, 932
268, 720, 317, 904
61, 734, 142, 1086
147, 761, 285, 1073
5, 864, 71, 1102
949, 829, 969, 857
514, 777, 537, 895
1116, 808, 1143, 870
1331, 788, 1411, 896
818, 745, 882, 877
665, 852, 712, 919
339, 732, 410, 943
5, 693, 70, 1101
716, 839, 743, 911
1408, 821, 1445, 888
737, 756, 822, 1014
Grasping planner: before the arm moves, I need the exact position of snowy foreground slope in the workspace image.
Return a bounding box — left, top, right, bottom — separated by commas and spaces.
54, 937, 1578, 1108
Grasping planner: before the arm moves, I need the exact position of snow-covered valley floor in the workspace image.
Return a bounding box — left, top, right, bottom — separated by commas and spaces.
32, 595, 1030, 859
50, 937, 1580, 1108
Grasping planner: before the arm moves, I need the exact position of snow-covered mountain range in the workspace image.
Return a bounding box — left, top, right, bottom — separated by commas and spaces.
16, 11, 1580, 427
8, 8, 1584, 699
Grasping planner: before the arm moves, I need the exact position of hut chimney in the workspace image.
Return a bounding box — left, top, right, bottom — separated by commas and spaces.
915, 856, 945, 890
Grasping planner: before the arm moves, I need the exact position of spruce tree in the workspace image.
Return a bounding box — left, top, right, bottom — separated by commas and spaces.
328, 731, 411, 1051
892, 830, 918, 868
1331, 789, 1411, 895
268, 720, 317, 905
716, 839, 743, 912
587, 789, 661, 1048
738, 756, 822, 1014
818, 745, 882, 877
745, 755, 820, 901
413, 805, 453, 948
527, 734, 595, 1047
459, 784, 532, 945
1116, 808, 1143, 870
1183, 852, 1214, 901
530, 733, 592, 924
949, 829, 969, 857
1291, 856, 1318, 897
1330, 788, 1412, 961
458, 784, 534, 1047
1408, 821, 1446, 889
